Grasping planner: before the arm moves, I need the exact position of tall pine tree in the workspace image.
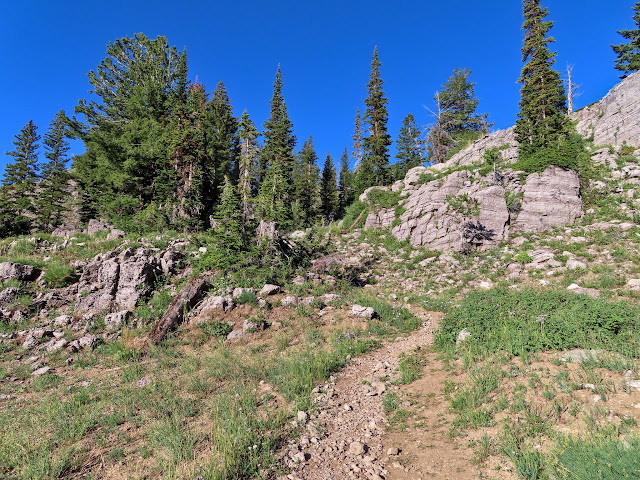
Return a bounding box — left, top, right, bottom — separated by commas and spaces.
355, 47, 392, 194
209, 81, 239, 200
257, 66, 297, 228
292, 136, 320, 227
2, 120, 40, 234
237, 110, 260, 230
37, 110, 71, 230
394, 113, 424, 180
612, 1, 640, 78
515, 0, 570, 158
339, 147, 355, 212
351, 109, 364, 170
320, 153, 339, 220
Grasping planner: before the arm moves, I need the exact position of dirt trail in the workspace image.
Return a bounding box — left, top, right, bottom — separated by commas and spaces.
279, 308, 511, 480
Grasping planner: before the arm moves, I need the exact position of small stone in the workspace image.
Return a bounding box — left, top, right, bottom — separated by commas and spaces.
32, 366, 51, 376
348, 441, 366, 456
297, 411, 308, 425
259, 284, 280, 296
387, 447, 400, 456
350, 305, 376, 319
456, 328, 472, 345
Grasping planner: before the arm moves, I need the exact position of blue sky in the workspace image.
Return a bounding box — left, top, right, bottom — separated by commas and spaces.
0, 0, 636, 174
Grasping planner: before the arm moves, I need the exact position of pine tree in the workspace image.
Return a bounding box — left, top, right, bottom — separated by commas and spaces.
3, 120, 40, 233
292, 136, 320, 226
71, 34, 188, 219
257, 66, 297, 227
426, 69, 491, 163
37, 110, 71, 230
515, 0, 570, 158
352, 109, 364, 170
168, 82, 211, 230
355, 47, 392, 194
210, 176, 246, 269
338, 147, 355, 212
394, 113, 424, 180
612, 1, 640, 78
237, 110, 260, 229
209, 81, 239, 199
320, 153, 339, 220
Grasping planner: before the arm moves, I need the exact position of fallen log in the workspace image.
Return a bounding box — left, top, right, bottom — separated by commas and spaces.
148, 275, 209, 344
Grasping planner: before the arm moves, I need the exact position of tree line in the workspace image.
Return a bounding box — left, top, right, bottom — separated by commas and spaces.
1, 0, 639, 240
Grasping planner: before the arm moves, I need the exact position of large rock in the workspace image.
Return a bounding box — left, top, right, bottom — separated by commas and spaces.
574, 71, 640, 147
0, 262, 40, 282
512, 166, 582, 233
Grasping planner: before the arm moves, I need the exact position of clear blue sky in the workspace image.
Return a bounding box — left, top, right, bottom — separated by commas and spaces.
0, 0, 636, 174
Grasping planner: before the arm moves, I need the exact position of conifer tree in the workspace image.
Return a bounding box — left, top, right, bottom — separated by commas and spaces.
210, 176, 246, 269
37, 110, 71, 230
168, 82, 211, 230
209, 81, 239, 197
515, 0, 570, 158
257, 66, 296, 228
237, 110, 260, 229
394, 113, 424, 180
338, 147, 355, 211
320, 153, 339, 220
352, 109, 364, 170
612, 1, 640, 78
292, 136, 320, 226
355, 47, 392, 194
426, 92, 454, 164
3, 120, 40, 233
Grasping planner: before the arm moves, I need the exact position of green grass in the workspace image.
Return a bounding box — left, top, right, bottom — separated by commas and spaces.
397, 352, 424, 384
435, 287, 640, 359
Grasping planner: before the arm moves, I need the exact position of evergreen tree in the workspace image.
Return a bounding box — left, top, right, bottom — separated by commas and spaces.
37, 110, 71, 230
257, 66, 296, 227
237, 110, 260, 229
71, 34, 188, 219
351, 109, 364, 170
355, 47, 392, 194
292, 136, 320, 226
426, 69, 491, 163
320, 153, 339, 220
394, 113, 424, 179
209, 81, 239, 202
210, 176, 246, 269
2, 120, 40, 233
515, 0, 571, 158
168, 82, 211, 230
338, 147, 355, 212
612, 1, 640, 78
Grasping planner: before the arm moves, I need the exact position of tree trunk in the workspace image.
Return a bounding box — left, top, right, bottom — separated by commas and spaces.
148, 275, 210, 344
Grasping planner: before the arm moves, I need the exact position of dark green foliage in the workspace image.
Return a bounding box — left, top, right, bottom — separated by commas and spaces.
512, 131, 590, 175
200, 321, 233, 338
435, 287, 640, 358
2, 120, 40, 235
394, 113, 424, 180
612, 1, 640, 78
364, 188, 401, 208
341, 201, 368, 230
209, 81, 239, 200
71, 34, 188, 221
355, 48, 392, 194
338, 147, 355, 212
37, 110, 71, 231
320, 153, 339, 219
237, 110, 260, 229
515, 0, 572, 158
257, 66, 296, 228
292, 136, 320, 226
552, 436, 640, 479
351, 109, 364, 171
208, 177, 246, 270
427, 69, 491, 163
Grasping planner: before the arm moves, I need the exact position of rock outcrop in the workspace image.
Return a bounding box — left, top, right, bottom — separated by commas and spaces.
574, 71, 640, 147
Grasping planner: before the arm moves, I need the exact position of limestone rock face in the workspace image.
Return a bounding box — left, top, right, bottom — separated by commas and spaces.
574, 71, 640, 147
512, 167, 582, 233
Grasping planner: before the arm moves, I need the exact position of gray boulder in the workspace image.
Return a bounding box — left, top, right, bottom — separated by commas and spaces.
0, 262, 40, 282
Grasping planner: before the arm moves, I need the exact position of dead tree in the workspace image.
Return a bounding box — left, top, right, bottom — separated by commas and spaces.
565, 64, 582, 114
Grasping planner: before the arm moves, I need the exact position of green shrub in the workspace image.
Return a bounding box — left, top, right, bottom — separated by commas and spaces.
200, 321, 233, 338
364, 188, 402, 209
235, 290, 258, 306
341, 201, 368, 230
43, 262, 77, 288
435, 287, 640, 358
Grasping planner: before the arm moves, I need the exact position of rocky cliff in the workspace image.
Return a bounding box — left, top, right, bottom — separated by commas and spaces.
363, 73, 640, 251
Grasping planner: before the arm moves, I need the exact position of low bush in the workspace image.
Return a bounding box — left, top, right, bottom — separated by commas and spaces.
435, 287, 640, 358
